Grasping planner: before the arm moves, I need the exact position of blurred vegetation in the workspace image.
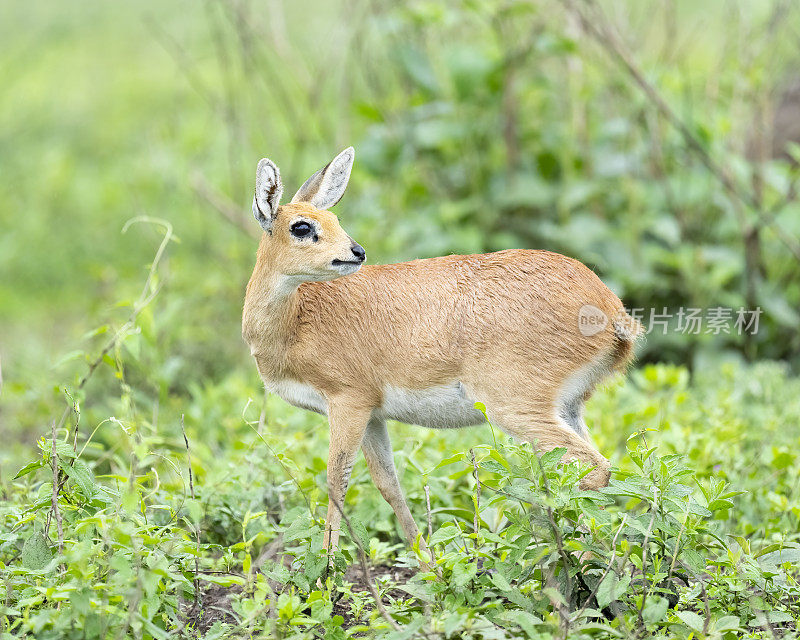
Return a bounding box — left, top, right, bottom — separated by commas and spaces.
2, 0, 800, 638
3, 0, 800, 382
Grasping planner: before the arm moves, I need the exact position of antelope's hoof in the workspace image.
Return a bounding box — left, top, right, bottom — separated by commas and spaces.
579, 459, 611, 490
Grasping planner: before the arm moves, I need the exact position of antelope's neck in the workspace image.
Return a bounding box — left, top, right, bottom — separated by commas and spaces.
242, 258, 302, 377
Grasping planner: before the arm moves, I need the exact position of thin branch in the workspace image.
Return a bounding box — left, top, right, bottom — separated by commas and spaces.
145, 15, 218, 112
700, 581, 711, 636
242, 399, 315, 520
571, 514, 627, 623
57, 218, 174, 436
423, 482, 433, 541
635, 492, 659, 631
191, 172, 259, 239
49, 421, 64, 558
565, 0, 800, 263
470, 449, 481, 551
180, 415, 201, 609
668, 499, 691, 581
331, 497, 402, 631
534, 451, 572, 637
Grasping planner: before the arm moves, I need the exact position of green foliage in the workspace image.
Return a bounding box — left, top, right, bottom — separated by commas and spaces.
1, 240, 799, 636
3, 364, 800, 638
3, 1, 800, 639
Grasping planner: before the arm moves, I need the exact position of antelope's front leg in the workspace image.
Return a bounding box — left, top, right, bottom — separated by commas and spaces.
323, 401, 372, 554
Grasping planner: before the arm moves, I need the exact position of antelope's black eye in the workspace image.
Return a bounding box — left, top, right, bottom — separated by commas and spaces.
290, 221, 315, 240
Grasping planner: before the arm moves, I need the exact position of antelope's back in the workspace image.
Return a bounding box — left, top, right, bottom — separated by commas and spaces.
291, 249, 626, 387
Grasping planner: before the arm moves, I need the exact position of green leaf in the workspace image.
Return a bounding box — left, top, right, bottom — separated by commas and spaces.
597, 571, 630, 609
347, 516, 370, 550
432, 453, 464, 471
715, 615, 740, 631
13, 460, 44, 479
539, 447, 567, 469
542, 587, 567, 607
429, 524, 459, 546
642, 596, 669, 624
283, 515, 312, 543
386, 615, 425, 640
676, 610, 705, 632
480, 460, 509, 475
198, 574, 245, 587
756, 545, 800, 568
681, 548, 706, 573
442, 611, 468, 637
506, 610, 543, 636
748, 611, 794, 625
613, 574, 631, 601
451, 560, 478, 587
22, 532, 53, 570
81, 324, 109, 340
489, 571, 512, 592
304, 552, 327, 582
62, 459, 95, 498
574, 622, 624, 637
42, 440, 77, 459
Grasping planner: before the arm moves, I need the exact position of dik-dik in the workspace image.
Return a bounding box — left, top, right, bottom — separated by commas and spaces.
242, 147, 641, 561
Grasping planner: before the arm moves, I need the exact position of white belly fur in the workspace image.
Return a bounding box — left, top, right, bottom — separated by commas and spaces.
266, 379, 485, 429
380, 383, 485, 428
267, 379, 328, 415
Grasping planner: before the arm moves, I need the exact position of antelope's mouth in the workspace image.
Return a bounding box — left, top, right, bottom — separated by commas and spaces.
331, 259, 363, 276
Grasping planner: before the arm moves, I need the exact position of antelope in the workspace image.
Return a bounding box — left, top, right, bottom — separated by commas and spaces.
242, 147, 642, 563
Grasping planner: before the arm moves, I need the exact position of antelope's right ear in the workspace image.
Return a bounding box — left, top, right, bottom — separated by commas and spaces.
253, 158, 283, 233
291, 146, 354, 210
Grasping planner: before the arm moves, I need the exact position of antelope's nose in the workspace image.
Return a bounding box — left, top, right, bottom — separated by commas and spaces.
350, 242, 366, 262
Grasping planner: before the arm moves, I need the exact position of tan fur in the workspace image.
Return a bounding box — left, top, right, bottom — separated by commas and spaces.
243, 154, 642, 562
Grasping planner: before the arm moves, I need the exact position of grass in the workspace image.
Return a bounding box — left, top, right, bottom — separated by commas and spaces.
1, 236, 799, 638
2, 1, 800, 638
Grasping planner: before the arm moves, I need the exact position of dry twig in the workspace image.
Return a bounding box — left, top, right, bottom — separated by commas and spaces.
181, 415, 201, 608
564, 0, 800, 263
49, 421, 64, 557
332, 497, 402, 631
570, 514, 628, 622
423, 483, 433, 541
191, 172, 259, 239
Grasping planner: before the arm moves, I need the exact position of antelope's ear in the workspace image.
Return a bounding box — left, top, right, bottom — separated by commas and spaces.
253, 158, 283, 233
290, 146, 354, 210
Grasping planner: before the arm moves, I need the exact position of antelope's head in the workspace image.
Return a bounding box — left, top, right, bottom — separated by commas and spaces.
252, 147, 365, 282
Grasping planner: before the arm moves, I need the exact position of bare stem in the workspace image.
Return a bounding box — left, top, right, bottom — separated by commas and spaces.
571, 514, 628, 622
564, 0, 800, 263
331, 497, 402, 631
470, 449, 481, 550
49, 421, 64, 557
423, 483, 433, 541
191, 172, 259, 239
181, 415, 201, 608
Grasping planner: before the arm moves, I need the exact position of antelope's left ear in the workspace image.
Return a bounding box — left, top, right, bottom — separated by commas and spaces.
253, 158, 283, 233
291, 146, 354, 210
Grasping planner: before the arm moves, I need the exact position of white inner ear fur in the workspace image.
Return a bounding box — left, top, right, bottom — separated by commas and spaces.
291, 146, 354, 210
254, 158, 283, 232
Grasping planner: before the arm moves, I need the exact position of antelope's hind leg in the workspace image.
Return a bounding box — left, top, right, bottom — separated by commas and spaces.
361, 417, 434, 567
501, 409, 609, 488
476, 390, 611, 490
